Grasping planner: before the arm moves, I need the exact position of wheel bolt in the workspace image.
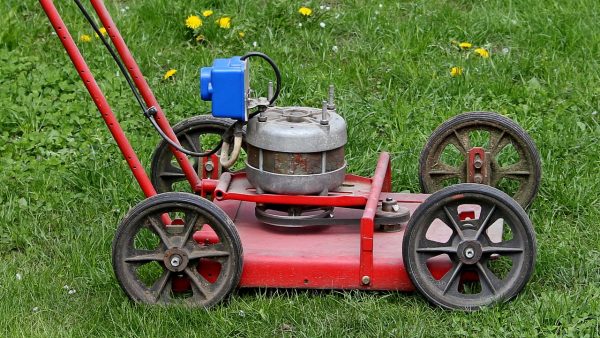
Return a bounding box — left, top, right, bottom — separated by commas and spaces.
474, 174, 483, 184
170, 255, 182, 267
464, 248, 475, 259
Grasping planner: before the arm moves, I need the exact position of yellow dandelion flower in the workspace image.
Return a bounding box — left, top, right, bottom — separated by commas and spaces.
202, 10, 213, 17
95, 27, 107, 38
185, 15, 202, 29
459, 42, 472, 49
474, 47, 490, 58
216, 17, 231, 29
238, 31, 245, 38
298, 7, 313, 16
79, 34, 92, 43
450, 66, 463, 77
163, 69, 177, 80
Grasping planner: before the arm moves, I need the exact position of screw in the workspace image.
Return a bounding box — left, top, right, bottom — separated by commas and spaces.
465, 248, 475, 259
320, 100, 329, 125
205, 161, 214, 172
268, 81, 274, 103
361, 275, 371, 285
474, 173, 483, 184
474, 154, 483, 169
170, 255, 182, 267
327, 84, 335, 110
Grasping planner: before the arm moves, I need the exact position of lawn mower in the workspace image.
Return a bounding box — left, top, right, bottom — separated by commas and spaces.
40, 0, 541, 310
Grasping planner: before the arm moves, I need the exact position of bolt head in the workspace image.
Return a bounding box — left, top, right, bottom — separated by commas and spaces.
361, 275, 371, 285
205, 161, 214, 172
170, 255, 181, 267
464, 248, 475, 259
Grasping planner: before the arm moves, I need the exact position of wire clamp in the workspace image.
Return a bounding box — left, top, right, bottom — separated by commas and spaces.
144, 106, 158, 118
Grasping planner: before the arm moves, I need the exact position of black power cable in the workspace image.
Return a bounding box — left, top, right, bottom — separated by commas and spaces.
240, 52, 281, 106
73, 0, 146, 113
73, 0, 220, 157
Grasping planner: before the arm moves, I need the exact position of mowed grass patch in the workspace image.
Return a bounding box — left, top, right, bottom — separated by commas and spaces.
1, 0, 599, 336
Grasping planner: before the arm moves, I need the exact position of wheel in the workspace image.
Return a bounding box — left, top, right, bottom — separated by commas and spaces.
403, 184, 536, 311
419, 112, 541, 208
150, 115, 236, 193
112, 192, 243, 307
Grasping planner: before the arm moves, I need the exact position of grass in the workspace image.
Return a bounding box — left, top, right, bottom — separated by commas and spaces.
1, 0, 599, 336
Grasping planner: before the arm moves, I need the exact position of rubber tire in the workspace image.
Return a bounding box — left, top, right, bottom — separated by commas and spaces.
402, 183, 536, 311
150, 115, 236, 193
419, 112, 542, 208
112, 192, 243, 308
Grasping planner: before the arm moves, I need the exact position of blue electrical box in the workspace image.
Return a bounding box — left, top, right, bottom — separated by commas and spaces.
200, 56, 249, 121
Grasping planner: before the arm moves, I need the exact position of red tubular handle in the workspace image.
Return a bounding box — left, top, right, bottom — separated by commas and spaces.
89, 0, 202, 192
39, 0, 158, 199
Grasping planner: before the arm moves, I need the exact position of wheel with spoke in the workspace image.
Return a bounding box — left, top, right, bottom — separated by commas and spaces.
403, 183, 536, 311
112, 192, 243, 307
419, 112, 541, 208
150, 115, 237, 193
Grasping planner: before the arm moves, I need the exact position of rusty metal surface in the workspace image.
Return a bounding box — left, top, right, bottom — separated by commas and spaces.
245, 162, 347, 195
247, 145, 345, 175
419, 112, 542, 208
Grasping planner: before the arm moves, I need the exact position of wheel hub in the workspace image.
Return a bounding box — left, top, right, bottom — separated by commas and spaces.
164, 248, 189, 272
457, 240, 482, 264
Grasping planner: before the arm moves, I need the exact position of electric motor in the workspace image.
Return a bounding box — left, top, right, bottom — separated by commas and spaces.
245, 106, 347, 195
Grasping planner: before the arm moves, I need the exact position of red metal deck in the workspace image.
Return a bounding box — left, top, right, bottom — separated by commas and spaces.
214, 193, 452, 291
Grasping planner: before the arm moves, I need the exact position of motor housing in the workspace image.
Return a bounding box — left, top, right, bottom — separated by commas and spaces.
245, 106, 347, 195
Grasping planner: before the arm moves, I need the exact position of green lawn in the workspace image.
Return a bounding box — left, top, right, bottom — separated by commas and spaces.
1, 0, 599, 336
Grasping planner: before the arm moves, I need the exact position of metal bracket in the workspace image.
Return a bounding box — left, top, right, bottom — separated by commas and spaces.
467, 147, 490, 185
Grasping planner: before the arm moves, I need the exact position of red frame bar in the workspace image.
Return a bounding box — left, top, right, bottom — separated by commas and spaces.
89, 0, 202, 193
214, 172, 373, 207
40, 0, 157, 198
359, 152, 390, 285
